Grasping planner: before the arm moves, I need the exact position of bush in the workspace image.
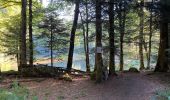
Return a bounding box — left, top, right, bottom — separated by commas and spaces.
0, 81, 38, 100
152, 90, 170, 100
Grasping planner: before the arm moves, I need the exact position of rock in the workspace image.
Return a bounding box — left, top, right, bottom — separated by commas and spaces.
128, 67, 140, 73
59, 73, 73, 82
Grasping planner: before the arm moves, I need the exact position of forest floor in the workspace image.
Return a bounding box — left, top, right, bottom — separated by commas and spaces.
0, 72, 170, 100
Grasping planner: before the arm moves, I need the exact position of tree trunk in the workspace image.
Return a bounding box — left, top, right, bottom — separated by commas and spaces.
155, 0, 170, 72
109, 0, 115, 75
29, 0, 33, 67
80, 12, 88, 72
147, 0, 153, 69
19, 0, 27, 71
95, 0, 104, 83
67, 0, 80, 72
155, 22, 169, 72
50, 17, 53, 67
119, 1, 126, 71
85, 0, 90, 73
139, 0, 145, 70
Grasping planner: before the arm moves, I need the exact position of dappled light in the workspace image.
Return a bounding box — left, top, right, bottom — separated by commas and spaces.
0, 0, 170, 99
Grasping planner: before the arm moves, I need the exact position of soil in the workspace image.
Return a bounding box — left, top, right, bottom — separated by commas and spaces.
0, 72, 169, 100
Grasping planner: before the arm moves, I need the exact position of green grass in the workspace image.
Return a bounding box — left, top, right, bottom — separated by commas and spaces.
0, 81, 38, 100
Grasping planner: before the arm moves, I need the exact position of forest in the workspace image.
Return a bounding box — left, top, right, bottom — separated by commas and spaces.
0, 0, 170, 100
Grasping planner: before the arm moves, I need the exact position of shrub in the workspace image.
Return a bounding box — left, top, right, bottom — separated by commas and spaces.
152, 90, 170, 100
0, 81, 38, 100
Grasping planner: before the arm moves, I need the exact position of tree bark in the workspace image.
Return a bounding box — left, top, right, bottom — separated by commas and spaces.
85, 0, 90, 73
155, 23, 169, 72
80, 12, 88, 72
147, 0, 153, 69
155, 0, 170, 72
95, 0, 103, 83
29, 0, 33, 67
50, 17, 53, 67
109, 0, 115, 75
19, 0, 27, 71
119, 1, 126, 71
67, 0, 80, 72
139, 0, 145, 70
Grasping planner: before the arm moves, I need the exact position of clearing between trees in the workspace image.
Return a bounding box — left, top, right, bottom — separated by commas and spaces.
1, 72, 169, 100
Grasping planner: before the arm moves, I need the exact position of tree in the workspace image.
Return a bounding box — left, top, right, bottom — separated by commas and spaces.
38, 11, 68, 67
66, 0, 80, 72
85, 0, 90, 73
95, 0, 103, 83
109, 0, 116, 75
147, 0, 153, 69
155, 0, 170, 72
19, 0, 27, 70
0, 16, 21, 66
29, 0, 33, 67
138, 0, 145, 70
119, 0, 126, 71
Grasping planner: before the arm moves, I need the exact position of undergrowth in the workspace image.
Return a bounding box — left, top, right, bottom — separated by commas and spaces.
0, 80, 38, 100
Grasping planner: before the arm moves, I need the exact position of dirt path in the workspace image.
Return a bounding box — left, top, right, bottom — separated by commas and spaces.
0, 72, 168, 100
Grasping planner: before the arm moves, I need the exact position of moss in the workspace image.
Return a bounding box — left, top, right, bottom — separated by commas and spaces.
90, 72, 96, 80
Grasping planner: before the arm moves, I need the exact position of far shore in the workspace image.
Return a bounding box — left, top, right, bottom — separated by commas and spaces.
34, 58, 64, 65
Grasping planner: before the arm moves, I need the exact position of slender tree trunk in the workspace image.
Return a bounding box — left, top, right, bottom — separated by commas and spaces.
19, 0, 27, 71
119, 2, 126, 71
147, 0, 153, 69
85, 0, 90, 73
118, 1, 123, 71
80, 12, 88, 72
109, 0, 115, 75
50, 18, 53, 67
95, 0, 103, 83
139, 0, 145, 70
29, 0, 33, 67
67, 0, 80, 72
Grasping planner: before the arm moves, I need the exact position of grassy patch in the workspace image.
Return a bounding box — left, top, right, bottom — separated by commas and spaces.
57, 95, 65, 100
0, 81, 38, 100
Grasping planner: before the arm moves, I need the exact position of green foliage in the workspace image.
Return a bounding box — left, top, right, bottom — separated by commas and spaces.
0, 15, 20, 57
0, 81, 39, 100
0, 81, 29, 100
57, 95, 65, 100
156, 90, 170, 97
37, 8, 69, 56
152, 90, 170, 100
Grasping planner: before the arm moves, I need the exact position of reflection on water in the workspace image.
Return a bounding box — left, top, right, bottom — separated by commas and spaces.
48, 59, 156, 71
